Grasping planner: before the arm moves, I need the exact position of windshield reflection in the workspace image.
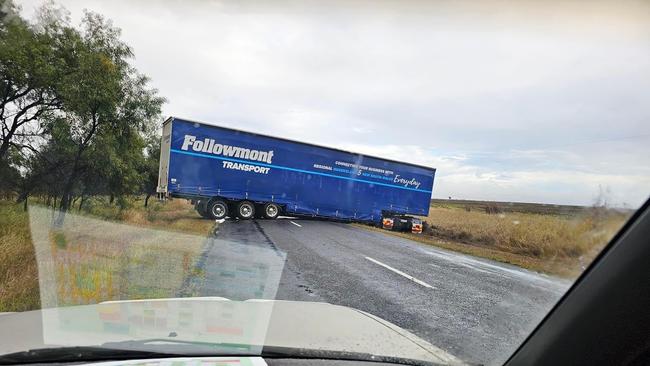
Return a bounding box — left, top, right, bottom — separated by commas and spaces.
27, 205, 286, 355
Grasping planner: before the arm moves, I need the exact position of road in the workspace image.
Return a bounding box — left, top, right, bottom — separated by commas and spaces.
190, 217, 571, 366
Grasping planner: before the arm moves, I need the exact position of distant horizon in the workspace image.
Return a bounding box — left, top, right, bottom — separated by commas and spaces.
429, 196, 639, 210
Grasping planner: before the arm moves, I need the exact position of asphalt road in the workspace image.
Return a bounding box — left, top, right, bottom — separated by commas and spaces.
191, 217, 571, 366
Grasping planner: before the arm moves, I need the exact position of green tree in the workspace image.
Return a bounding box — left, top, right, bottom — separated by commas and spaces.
20, 116, 74, 205
3, 2, 164, 211
0, 145, 22, 198
0, 0, 64, 160
52, 10, 164, 212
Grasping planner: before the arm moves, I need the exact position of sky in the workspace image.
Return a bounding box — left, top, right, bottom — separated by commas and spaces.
16, 0, 650, 207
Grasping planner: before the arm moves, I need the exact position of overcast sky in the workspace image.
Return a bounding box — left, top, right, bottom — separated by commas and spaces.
17, 0, 650, 207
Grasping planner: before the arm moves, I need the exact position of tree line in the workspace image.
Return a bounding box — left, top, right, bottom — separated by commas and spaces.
0, 0, 165, 211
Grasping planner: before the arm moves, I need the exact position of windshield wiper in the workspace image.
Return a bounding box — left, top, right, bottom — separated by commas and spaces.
0, 341, 457, 366
101, 339, 453, 366
260, 346, 453, 366
102, 338, 256, 355
0, 346, 176, 365
0, 339, 257, 365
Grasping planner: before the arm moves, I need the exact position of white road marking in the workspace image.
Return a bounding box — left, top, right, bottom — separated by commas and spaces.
417, 247, 569, 290
290, 220, 302, 227
364, 256, 435, 289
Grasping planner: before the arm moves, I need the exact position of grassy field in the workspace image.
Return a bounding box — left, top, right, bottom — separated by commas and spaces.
429, 198, 587, 216
362, 200, 631, 278
0, 201, 41, 312
80, 197, 216, 235
0, 198, 214, 312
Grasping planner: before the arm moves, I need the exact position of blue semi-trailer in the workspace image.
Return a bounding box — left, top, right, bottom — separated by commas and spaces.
157, 117, 436, 227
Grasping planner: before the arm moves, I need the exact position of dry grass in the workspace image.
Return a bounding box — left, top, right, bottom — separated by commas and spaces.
424, 207, 626, 259
360, 205, 630, 278
430, 198, 586, 216
82, 198, 215, 235
0, 201, 41, 312
0, 198, 214, 311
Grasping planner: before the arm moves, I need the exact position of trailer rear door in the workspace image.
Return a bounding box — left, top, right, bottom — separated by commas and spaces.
157, 119, 173, 193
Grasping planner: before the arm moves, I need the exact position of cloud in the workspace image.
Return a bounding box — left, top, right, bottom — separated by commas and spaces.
15, 0, 650, 207
337, 142, 650, 206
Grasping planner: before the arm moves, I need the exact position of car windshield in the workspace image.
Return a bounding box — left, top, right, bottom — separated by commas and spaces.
1, 1, 649, 366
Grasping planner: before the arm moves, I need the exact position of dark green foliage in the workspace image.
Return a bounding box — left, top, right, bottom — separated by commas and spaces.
0, 0, 166, 210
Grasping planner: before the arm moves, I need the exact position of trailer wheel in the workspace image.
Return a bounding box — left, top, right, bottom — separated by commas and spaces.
236, 200, 255, 220
195, 200, 211, 218
263, 203, 280, 219
208, 199, 228, 220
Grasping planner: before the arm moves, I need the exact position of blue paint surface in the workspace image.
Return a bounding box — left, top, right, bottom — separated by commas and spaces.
166, 118, 435, 222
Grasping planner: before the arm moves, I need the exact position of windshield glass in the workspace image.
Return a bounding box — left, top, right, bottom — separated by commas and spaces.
1, 1, 649, 366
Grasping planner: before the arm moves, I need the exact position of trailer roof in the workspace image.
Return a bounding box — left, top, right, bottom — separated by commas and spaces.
163, 116, 436, 172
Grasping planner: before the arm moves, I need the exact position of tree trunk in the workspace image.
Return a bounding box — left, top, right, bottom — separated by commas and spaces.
78, 195, 86, 212
16, 191, 26, 203
109, 194, 114, 204
144, 193, 151, 208
59, 167, 78, 214
59, 148, 84, 214
16, 189, 28, 210
0, 140, 11, 161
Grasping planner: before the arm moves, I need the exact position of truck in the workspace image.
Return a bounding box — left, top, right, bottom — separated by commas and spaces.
157, 117, 435, 232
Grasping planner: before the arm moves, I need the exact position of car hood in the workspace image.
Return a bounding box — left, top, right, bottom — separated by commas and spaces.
0, 298, 463, 365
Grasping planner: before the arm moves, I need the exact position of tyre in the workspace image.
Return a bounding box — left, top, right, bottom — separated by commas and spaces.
263, 203, 280, 219
395, 216, 410, 232
195, 200, 211, 218
207, 199, 228, 220
236, 200, 255, 219
254, 204, 266, 219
